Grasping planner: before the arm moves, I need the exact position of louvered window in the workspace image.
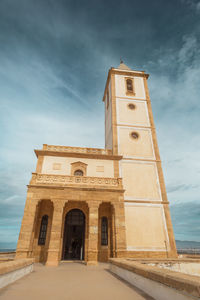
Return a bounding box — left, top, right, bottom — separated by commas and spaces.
101, 217, 108, 246
38, 215, 48, 245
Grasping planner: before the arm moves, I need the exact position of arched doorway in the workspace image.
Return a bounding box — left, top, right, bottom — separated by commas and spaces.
62, 209, 85, 260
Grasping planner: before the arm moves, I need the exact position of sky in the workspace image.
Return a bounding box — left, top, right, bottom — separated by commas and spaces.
0, 0, 200, 249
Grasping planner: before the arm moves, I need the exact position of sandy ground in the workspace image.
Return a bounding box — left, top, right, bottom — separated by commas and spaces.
0, 262, 154, 300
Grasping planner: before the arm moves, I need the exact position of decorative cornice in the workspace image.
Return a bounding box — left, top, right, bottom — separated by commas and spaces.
102, 68, 149, 102
27, 185, 124, 193
112, 68, 149, 78
124, 200, 169, 204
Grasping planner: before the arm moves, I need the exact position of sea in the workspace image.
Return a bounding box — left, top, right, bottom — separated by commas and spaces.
0, 241, 200, 254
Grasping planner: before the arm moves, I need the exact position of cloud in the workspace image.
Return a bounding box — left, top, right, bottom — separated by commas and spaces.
171, 201, 200, 241
181, 0, 200, 12
145, 33, 200, 210
197, 2, 200, 10
2, 195, 20, 204
167, 184, 200, 194
0, 0, 200, 247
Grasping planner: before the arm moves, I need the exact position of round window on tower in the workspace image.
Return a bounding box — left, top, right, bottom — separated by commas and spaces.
128, 103, 136, 110
130, 131, 139, 140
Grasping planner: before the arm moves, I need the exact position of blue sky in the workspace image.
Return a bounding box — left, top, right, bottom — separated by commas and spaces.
0, 0, 200, 248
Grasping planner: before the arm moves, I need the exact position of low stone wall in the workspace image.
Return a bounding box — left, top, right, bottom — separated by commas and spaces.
0, 251, 16, 258
147, 261, 200, 277
109, 258, 200, 300
0, 258, 34, 289
0, 251, 16, 263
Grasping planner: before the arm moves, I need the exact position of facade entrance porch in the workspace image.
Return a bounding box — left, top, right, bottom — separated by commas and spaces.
16, 180, 126, 266
62, 209, 85, 261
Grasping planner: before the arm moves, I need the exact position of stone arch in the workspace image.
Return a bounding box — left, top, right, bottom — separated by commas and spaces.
32, 199, 54, 263
98, 202, 114, 262
62, 208, 85, 260
71, 161, 87, 176
60, 201, 89, 261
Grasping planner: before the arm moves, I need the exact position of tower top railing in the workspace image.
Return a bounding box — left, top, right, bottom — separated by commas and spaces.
42, 144, 112, 155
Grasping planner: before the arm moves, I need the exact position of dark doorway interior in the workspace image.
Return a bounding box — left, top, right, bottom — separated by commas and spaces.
62, 209, 85, 260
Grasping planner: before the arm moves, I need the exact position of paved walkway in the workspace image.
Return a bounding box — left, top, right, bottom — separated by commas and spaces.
0, 262, 154, 300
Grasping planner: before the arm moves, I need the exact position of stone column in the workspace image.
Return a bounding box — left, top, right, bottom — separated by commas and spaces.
87, 202, 99, 265
113, 203, 126, 258
15, 193, 38, 259
111, 207, 116, 258
46, 201, 64, 266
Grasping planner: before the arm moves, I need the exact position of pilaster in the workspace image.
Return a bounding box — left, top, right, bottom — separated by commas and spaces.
46, 200, 65, 266
113, 202, 126, 257
144, 77, 177, 257
87, 202, 99, 265
111, 73, 118, 155
15, 193, 38, 259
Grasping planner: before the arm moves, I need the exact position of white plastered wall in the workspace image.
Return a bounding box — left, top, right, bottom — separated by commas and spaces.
120, 161, 161, 201
118, 127, 155, 159
116, 99, 150, 126
41, 156, 115, 177
125, 203, 169, 250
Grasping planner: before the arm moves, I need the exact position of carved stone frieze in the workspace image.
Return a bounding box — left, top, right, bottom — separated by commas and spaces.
30, 173, 123, 189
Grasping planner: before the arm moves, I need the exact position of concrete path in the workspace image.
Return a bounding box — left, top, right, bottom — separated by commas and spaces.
0, 262, 154, 300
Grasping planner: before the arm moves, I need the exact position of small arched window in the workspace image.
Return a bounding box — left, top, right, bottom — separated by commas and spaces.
38, 215, 48, 245
74, 169, 84, 176
126, 79, 133, 92
101, 217, 108, 246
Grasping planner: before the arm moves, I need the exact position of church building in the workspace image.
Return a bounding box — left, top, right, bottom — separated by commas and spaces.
16, 62, 177, 265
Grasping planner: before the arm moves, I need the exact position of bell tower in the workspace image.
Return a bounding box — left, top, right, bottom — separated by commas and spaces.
103, 62, 177, 258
